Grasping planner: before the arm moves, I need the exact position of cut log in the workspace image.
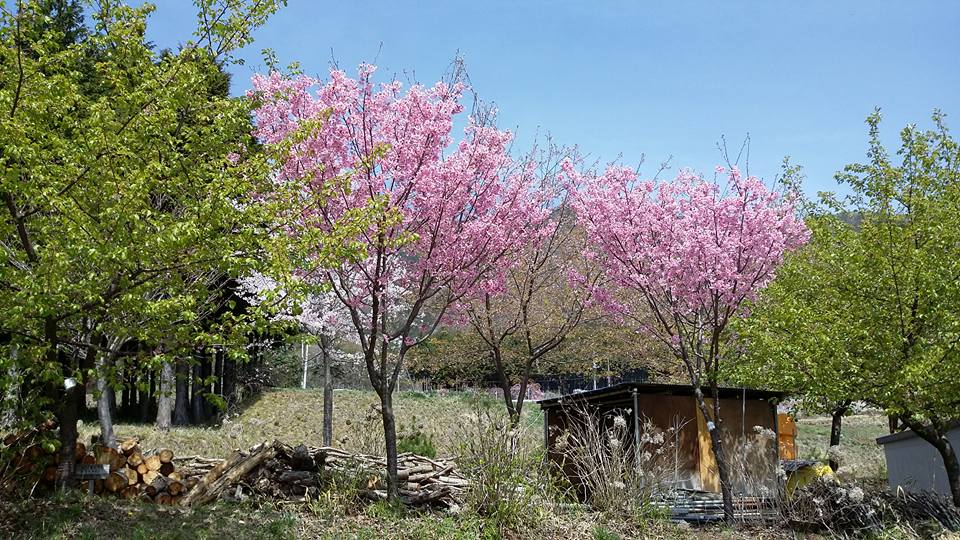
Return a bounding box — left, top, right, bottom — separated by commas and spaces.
149, 474, 170, 493
180, 443, 274, 507
168, 480, 184, 496
158, 448, 174, 463
126, 452, 143, 468
105, 472, 127, 493
290, 445, 314, 471
111, 452, 127, 472
144, 455, 162, 472
74, 442, 86, 462
124, 467, 139, 486
142, 470, 159, 486
119, 438, 140, 456
168, 471, 182, 482
121, 485, 139, 499
42, 466, 58, 483
156, 493, 173, 505
92, 444, 109, 462
159, 462, 174, 476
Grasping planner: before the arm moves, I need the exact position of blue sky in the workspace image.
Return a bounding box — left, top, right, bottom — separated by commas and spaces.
143, 1, 960, 197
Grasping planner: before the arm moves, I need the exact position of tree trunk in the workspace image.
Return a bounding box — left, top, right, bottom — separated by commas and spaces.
511, 358, 538, 425
191, 361, 204, 424
214, 348, 224, 397
121, 369, 130, 416
222, 353, 235, 410
201, 356, 213, 419
888, 415, 900, 434
174, 358, 190, 426
74, 377, 87, 419
55, 384, 79, 490
939, 443, 960, 508
379, 387, 399, 501
828, 402, 849, 472
301, 340, 308, 390
321, 336, 333, 447
155, 361, 174, 431
491, 349, 518, 421
44, 317, 78, 489
138, 373, 150, 423
96, 353, 117, 448
694, 386, 734, 522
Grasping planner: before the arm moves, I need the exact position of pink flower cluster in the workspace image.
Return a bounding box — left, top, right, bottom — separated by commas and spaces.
565, 163, 809, 321
250, 66, 543, 338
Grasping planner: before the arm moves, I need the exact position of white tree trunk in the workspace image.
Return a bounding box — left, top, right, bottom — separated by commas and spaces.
96, 352, 117, 448
301, 340, 308, 390
155, 361, 174, 431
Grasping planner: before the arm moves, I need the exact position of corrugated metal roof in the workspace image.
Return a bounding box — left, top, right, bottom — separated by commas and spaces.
536, 381, 786, 409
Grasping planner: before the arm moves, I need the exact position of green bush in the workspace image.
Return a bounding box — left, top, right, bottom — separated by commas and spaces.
397, 415, 437, 458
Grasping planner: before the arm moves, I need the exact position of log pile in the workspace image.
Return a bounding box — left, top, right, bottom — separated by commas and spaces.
68, 437, 192, 505
0, 419, 59, 494
2, 428, 197, 505
322, 446, 469, 507
180, 440, 469, 508
5, 429, 469, 509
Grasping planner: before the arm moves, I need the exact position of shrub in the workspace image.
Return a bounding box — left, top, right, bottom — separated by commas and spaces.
457, 398, 548, 533
397, 415, 437, 458
551, 403, 680, 517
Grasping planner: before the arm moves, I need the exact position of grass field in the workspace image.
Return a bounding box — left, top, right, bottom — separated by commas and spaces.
78, 389, 544, 459
78, 389, 889, 479
13, 389, 904, 539
794, 412, 889, 481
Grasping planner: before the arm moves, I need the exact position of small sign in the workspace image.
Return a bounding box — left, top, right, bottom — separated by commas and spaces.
76, 463, 109, 495
75, 464, 110, 480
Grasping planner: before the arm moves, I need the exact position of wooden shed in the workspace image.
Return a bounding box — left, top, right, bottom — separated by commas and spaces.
538, 382, 785, 496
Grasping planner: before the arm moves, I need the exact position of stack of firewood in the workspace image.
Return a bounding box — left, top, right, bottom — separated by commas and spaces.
0, 419, 59, 494
6, 430, 470, 508
2, 427, 196, 504
322, 446, 469, 507
180, 440, 469, 508
42, 437, 196, 504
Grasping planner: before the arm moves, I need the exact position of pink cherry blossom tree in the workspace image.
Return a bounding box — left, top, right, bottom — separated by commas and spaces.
567, 163, 809, 520
240, 273, 357, 445
250, 65, 538, 499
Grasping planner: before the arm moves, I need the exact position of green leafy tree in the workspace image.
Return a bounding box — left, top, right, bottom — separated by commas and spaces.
0, 0, 291, 487
735, 110, 960, 505
730, 214, 869, 471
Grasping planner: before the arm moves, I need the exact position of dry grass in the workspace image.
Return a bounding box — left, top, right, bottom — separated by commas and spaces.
78, 389, 543, 458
